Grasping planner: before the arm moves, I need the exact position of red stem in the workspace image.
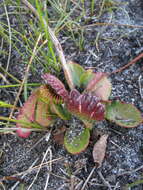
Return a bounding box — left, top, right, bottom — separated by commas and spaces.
110, 52, 143, 75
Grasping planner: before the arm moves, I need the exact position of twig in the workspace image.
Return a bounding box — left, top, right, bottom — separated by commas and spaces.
4, 133, 50, 169
44, 147, 52, 190
96, 0, 106, 19
60, 167, 70, 177
0, 158, 65, 183
57, 183, 69, 190
21, 0, 73, 89
82, 22, 143, 30
89, 180, 120, 188
27, 146, 52, 190
118, 164, 143, 176
70, 0, 83, 11
0, 38, 4, 50
70, 175, 75, 190
3, 0, 12, 73
138, 75, 143, 99
110, 52, 143, 75
97, 170, 112, 190
75, 180, 83, 190
110, 140, 125, 153
113, 182, 120, 190
81, 166, 96, 190
10, 158, 39, 190
0, 66, 21, 84
0, 182, 6, 190
0, 73, 10, 84
9, 33, 42, 119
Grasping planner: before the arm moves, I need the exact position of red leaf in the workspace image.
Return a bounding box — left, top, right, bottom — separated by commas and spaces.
67, 89, 105, 121
42, 74, 69, 100
16, 128, 31, 138
16, 90, 39, 138
16, 90, 38, 127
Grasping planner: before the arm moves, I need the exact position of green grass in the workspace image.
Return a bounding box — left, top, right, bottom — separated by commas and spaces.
0, 0, 61, 130
0, 0, 61, 73
125, 178, 143, 189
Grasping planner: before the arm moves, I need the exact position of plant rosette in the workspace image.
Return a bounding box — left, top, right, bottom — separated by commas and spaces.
16, 61, 143, 154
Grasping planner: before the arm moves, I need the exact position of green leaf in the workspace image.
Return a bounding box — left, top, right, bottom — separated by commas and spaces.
86, 72, 112, 101
105, 101, 143, 128
66, 61, 85, 88
64, 122, 90, 154
35, 99, 53, 127
51, 104, 71, 120
79, 69, 94, 88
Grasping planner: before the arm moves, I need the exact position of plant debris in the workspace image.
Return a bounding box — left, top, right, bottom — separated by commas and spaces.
92, 134, 109, 168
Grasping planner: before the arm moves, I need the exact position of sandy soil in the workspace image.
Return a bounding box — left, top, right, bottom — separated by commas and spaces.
0, 0, 143, 189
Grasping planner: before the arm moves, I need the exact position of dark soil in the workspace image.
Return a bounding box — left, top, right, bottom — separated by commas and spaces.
0, 0, 143, 189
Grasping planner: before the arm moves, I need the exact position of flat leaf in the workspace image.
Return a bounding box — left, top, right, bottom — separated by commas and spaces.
16, 89, 40, 138
93, 134, 109, 168
64, 121, 90, 154
105, 101, 143, 128
51, 104, 71, 120
66, 61, 85, 88
16, 88, 55, 138
67, 89, 105, 121
86, 72, 112, 101
79, 69, 94, 88
35, 99, 53, 127
16, 90, 39, 129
